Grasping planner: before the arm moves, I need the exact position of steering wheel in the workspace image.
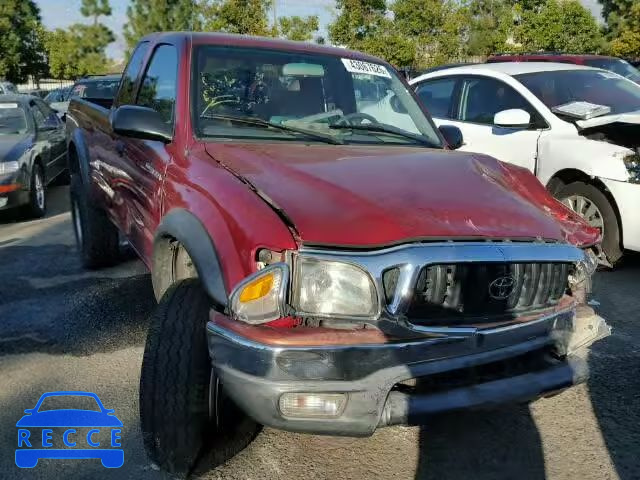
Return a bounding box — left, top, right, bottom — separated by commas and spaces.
335, 112, 379, 126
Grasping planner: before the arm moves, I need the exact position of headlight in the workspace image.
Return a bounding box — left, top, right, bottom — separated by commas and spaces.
624, 153, 640, 184
0, 161, 19, 175
229, 264, 288, 324
293, 257, 378, 318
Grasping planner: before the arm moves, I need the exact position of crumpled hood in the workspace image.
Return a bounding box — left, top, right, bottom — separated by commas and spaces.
205, 143, 599, 247
577, 111, 640, 129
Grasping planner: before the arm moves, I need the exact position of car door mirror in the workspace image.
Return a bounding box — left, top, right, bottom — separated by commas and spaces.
111, 105, 172, 143
438, 125, 464, 150
493, 109, 531, 128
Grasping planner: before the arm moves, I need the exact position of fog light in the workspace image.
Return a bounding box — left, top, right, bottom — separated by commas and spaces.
0, 197, 7, 208
279, 393, 347, 418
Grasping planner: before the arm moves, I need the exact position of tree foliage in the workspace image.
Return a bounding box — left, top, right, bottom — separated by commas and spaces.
610, 2, 640, 57
466, 0, 514, 57
278, 15, 319, 42
46, 0, 114, 79
0, 0, 47, 83
515, 0, 604, 53
124, 0, 198, 51
199, 0, 274, 36
81, 0, 113, 25
598, 0, 634, 37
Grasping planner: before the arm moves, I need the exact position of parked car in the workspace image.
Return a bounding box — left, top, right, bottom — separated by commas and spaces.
67, 32, 610, 476
52, 75, 121, 116
0, 95, 66, 217
411, 62, 640, 266
487, 53, 640, 84
44, 86, 73, 114
23, 89, 48, 99
0, 81, 18, 95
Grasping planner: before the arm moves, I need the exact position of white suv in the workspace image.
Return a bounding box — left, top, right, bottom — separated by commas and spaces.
411, 62, 640, 265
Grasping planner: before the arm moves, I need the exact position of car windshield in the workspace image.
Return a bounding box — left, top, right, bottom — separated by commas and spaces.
45, 87, 72, 103
71, 79, 120, 100
0, 103, 28, 135
192, 46, 442, 147
582, 58, 640, 82
515, 69, 640, 116
37, 395, 101, 412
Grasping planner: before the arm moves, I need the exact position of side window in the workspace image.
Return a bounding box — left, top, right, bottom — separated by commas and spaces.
415, 78, 457, 119
460, 77, 540, 126
117, 41, 150, 105
136, 44, 178, 124
30, 102, 46, 128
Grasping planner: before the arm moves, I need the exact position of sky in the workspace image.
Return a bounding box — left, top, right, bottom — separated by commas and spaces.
36, 0, 603, 62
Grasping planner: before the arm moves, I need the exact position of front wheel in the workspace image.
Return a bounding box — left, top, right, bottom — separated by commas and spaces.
140, 279, 260, 476
556, 181, 623, 266
26, 164, 46, 218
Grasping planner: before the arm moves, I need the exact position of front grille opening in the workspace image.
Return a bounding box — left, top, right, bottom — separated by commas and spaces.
392, 347, 560, 395
407, 262, 571, 326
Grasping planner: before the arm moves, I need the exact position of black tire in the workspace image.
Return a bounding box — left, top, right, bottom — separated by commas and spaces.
70, 174, 120, 269
26, 164, 46, 218
556, 181, 623, 265
140, 279, 260, 476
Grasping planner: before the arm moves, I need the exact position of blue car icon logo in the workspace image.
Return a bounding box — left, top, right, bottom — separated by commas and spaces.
16, 391, 124, 468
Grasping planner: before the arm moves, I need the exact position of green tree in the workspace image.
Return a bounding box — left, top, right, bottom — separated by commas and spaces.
278, 15, 319, 41
391, 0, 470, 67
200, 0, 273, 36
610, 2, 640, 57
124, 0, 199, 51
0, 0, 47, 83
466, 0, 515, 57
328, 0, 386, 48
598, 0, 634, 37
46, 0, 114, 79
515, 0, 604, 53
81, 0, 113, 25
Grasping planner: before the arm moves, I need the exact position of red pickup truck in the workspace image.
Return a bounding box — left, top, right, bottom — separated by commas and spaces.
66, 32, 611, 476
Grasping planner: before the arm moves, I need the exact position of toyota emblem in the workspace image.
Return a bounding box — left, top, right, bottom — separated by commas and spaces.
489, 276, 515, 300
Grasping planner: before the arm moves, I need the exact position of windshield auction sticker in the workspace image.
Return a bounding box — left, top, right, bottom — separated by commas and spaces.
0, 103, 19, 109
341, 58, 391, 78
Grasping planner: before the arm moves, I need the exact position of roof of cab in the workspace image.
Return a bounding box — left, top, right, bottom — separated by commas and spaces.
140, 31, 391, 66
0, 94, 39, 104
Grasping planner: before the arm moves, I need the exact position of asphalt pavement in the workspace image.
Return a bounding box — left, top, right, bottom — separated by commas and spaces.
0, 185, 638, 480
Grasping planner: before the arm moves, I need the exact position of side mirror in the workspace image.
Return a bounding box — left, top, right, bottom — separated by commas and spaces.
439, 125, 464, 150
493, 108, 531, 128
111, 105, 172, 143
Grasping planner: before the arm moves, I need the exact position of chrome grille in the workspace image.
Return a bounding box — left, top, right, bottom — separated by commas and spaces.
403, 262, 571, 325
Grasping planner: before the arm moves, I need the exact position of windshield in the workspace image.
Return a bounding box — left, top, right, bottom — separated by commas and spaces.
515, 69, 640, 116
192, 46, 442, 147
0, 103, 28, 135
45, 87, 72, 103
583, 58, 640, 82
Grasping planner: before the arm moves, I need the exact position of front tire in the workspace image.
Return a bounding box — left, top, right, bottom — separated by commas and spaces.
140, 279, 260, 476
556, 181, 623, 266
26, 164, 46, 218
70, 174, 120, 269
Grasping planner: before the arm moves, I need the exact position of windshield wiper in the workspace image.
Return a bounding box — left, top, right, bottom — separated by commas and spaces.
201, 113, 344, 145
329, 123, 437, 147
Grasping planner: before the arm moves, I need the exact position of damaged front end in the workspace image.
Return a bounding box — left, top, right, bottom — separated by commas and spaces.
206, 241, 610, 435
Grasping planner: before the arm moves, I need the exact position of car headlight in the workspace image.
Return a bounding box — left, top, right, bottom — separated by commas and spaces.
624, 153, 640, 184
0, 161, 20, 175
293, 257, 378, 318
229, 264, 288, 324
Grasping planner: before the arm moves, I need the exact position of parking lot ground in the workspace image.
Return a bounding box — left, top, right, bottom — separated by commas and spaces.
0, 185, 638, 480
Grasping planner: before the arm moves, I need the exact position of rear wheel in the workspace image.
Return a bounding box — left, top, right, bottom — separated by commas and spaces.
70, 174, 120, 269
140, 279, 260, 476
556, 181, 623, 266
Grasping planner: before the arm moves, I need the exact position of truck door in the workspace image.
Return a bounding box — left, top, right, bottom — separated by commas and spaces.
115, 43, 179, 261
